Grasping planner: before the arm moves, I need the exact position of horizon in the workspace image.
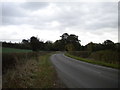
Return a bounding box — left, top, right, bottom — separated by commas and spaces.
1, 35, 119, 46
0, 1, 118, 45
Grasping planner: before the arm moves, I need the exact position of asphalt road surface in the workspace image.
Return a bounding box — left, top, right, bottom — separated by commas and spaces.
50, 53, 119, 88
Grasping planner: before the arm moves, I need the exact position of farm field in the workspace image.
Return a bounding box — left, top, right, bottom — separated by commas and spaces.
2, 47, 32, 53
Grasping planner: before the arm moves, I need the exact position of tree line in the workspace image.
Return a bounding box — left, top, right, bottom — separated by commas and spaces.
2, 33, 120, 52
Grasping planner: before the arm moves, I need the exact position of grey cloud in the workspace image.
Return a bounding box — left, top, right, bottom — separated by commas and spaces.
2, 2, 117, 32
0, 3, 2, 25
2, 2, 26, 17
54, 2, 116, 32
84, 2, 117, 30
118, 2, 120, 28
48, 2, 117, 31
2, 16, 24, 25
2, 2, 28, 25
21, 2, 49, 11
0, 2, 118, 45
2, 2, 51, 26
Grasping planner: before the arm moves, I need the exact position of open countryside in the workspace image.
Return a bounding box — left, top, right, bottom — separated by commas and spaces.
2, 33, 119, 88
1, 1, 119, 89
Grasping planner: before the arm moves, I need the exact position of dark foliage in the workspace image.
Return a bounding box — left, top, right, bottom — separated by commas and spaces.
1, 34, 120, 52
68, 51, 91, 58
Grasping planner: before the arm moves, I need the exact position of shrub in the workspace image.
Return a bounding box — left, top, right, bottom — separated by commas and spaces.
89, 50, 119, 64
68, 51, 91, 58
67, 50, 119, 64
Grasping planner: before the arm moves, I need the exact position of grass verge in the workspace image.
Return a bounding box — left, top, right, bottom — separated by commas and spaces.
65, 53, 119, 69
3, 52, 65, 88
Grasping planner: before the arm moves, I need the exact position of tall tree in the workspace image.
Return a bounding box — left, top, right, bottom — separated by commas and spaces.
57, 33, 81, 51
22, 39, 29, 44
66, 34, 81, 51
22, 39, 31, 49
86, 42, 95, 52
45, 41, 53, 51
30, 36, 40, 51
103, 40, 115, 50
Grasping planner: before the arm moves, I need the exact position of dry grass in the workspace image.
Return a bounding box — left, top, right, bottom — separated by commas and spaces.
3, 52, 65, 88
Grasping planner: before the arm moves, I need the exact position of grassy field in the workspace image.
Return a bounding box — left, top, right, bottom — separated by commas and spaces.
2, 47, 32, 53
65, 52, 119, 69
3, 52, 65, 88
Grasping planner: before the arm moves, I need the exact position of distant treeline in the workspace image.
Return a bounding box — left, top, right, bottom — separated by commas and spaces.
2, 33, 120, 52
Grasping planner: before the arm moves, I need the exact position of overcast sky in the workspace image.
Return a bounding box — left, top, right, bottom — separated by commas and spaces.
0, 1, 118, 45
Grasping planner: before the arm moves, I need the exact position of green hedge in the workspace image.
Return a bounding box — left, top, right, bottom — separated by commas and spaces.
89, 50, 119, 64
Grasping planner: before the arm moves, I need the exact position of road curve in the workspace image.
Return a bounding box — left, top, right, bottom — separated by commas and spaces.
50, 53, 119, 88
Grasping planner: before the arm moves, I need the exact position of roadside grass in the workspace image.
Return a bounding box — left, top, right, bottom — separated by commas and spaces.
65, 53, 119, 69
31, 53, 65, 88
3, 52, 65, 88
2, 47, 32, 53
